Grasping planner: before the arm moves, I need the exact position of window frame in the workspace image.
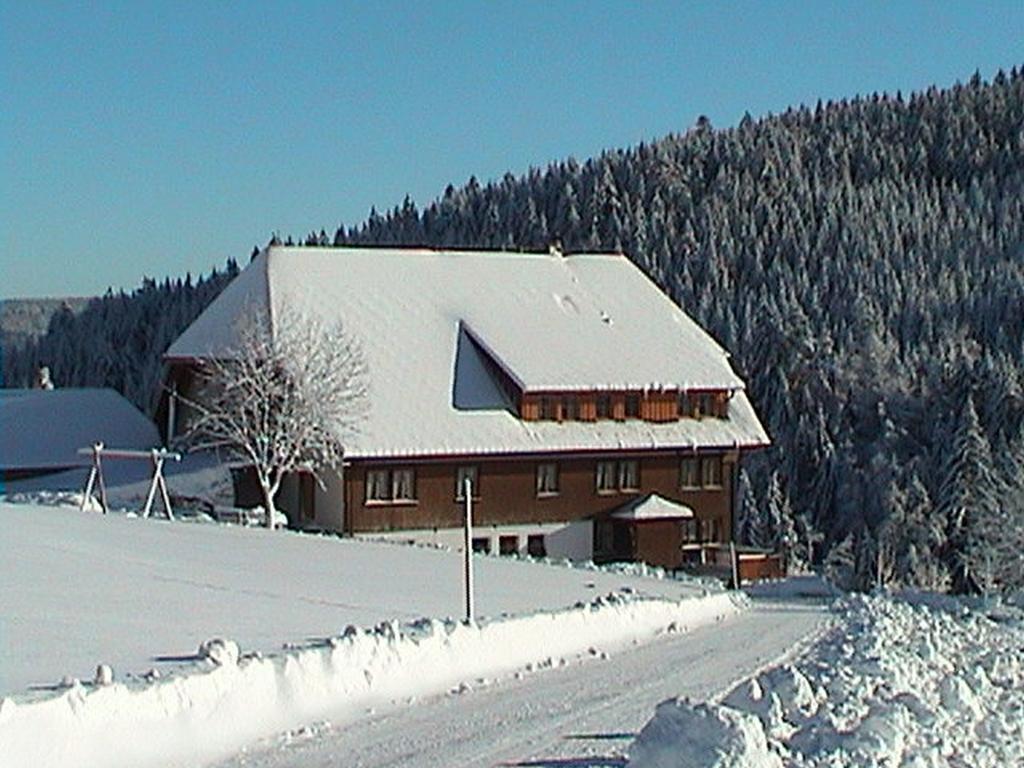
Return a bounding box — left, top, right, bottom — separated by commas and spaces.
366, 469, 392, 503
680, 456, 701, 490
540, 397, 558, 420
595, 460, 618, 494
455, 465, 480, 501
701, 456, 724, 489
391, 468, 417, 502
536, 462, 560, 497
618, 459, 640, 491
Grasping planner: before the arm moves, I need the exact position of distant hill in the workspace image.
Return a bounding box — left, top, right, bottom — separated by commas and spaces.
0, 297, 92, 354
6, 67, 1023, 593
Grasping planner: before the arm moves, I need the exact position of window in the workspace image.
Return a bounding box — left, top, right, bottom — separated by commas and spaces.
679, 392, 696, 418
367, 468, 417, 503
499, 535, 519, 555
625, 393, 641, 418
472, 537, 491, 554
618, 460, 640, 491
366, 470, 391, 502
596, 395, 612, 419
527, 534, 546, 558
392, 469, 416, 501
596, 461, 617, 493
456, 466, 479, 500
536, 462, 559, 496
540, 397, 558, 420
698, 393, 715, 419
709, 519, 722, 542
680, 457, 700, 489
701, 456, 723, 488
561, 397, 579, 421
681, 518, 700, 542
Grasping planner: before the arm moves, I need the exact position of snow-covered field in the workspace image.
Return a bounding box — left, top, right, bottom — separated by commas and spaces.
628, 591, 1024, 768
0, 500, 712, 695
0, 498, 744, 768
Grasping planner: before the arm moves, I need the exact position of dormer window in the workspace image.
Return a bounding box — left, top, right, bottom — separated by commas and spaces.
625, 393, 641, 418
561, 397, 580, 421
540, 397, 558, 420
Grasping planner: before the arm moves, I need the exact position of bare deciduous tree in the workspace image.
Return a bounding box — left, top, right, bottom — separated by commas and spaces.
185, 307, 368, 527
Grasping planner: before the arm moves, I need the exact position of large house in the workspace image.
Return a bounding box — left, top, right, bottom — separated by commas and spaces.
162, 246, 769, 568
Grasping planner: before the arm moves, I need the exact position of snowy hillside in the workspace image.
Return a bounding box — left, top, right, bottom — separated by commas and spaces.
0, 500, 715, 695
0, 498, 748, 768
628, 592, 1024, 767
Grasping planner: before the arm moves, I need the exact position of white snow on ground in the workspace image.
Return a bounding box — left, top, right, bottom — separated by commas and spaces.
0, 500, 714, 695
628, 592, 1024, 768
213, 593, 829, 768
0, 588, 745, 768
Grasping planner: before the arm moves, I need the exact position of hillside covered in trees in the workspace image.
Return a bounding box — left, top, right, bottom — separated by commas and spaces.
5, 68, 1023, 593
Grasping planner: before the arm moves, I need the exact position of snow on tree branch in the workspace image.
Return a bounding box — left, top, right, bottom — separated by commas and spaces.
184, 306, 369, 527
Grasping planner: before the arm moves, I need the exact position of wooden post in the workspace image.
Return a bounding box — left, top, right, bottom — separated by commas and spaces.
730, 540, 740, 589
80, 442, 109, 514
463, 475, 475, 623
166, 382, 177, 443
142, 449, 176, 520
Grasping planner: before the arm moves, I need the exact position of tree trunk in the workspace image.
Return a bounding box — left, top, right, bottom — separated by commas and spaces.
259, 480, 277, 529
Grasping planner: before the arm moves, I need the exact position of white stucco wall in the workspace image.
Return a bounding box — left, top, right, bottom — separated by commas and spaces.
356, 519, 594, 561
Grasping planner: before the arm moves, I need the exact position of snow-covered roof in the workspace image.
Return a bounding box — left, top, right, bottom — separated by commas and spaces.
0, 389, 160, 472
611, 493, 696, 521
166, 246, 769, 459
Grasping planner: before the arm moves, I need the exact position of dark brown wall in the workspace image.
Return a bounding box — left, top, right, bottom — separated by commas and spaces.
345, 452, 735, 538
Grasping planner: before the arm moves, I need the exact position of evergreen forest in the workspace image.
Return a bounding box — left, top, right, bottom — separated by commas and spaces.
5, 69, 1024, 593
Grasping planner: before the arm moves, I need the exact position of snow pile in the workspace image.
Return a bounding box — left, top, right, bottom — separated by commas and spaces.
0, 590, 746, 768
628, 698, 782, 768
629, 592, 1024, 767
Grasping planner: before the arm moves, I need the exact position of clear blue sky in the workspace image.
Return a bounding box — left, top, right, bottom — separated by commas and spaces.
2, 1, 1022, 298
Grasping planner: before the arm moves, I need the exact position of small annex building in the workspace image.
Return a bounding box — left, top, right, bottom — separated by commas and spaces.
0, 388, 160, 485
162, 246, 769, 567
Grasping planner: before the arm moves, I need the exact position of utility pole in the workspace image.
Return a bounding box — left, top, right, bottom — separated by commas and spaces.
463, 475, 475, 623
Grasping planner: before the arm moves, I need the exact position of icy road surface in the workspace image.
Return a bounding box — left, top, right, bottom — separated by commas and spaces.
218, 596, 830, 768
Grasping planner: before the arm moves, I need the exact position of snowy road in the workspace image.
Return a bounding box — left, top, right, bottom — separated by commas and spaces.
220, 596, 830, 768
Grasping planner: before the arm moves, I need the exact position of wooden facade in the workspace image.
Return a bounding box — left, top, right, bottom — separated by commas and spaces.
340, 450, 736, 565
518, 388, 731, 423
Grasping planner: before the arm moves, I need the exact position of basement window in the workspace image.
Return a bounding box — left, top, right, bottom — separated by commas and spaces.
472, 537, 491, 554
499, 535, 519, 555
527, 534, 547, 558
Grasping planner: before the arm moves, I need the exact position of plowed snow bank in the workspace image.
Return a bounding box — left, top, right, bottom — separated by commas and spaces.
1, 591, 746, 768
